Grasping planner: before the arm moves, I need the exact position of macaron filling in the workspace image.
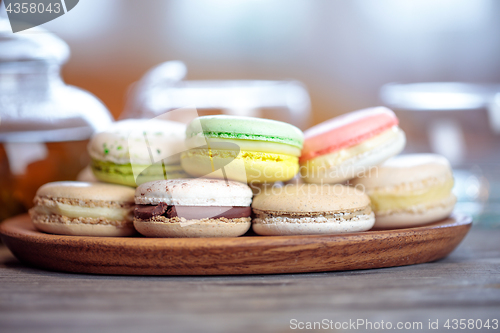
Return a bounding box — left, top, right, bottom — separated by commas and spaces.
91, 160, 188, 186
193, 131, 302, 148
32, 203, 132, 221
253, 206, 372, 222
31, 197, 134, 221
135, 203, 251, 220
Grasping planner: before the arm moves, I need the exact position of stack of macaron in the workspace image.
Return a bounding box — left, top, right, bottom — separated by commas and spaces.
29, 107, 457, 238
294, 107, 455, 230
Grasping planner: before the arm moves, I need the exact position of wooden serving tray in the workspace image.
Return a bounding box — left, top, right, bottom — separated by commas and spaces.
0, 214, 471, 275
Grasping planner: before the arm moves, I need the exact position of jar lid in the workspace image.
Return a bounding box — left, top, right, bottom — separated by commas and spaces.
0, 18, 113, 142
0, 18, 69, 63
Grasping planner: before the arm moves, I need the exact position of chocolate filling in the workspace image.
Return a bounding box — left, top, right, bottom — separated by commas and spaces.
135, 203, 251, 220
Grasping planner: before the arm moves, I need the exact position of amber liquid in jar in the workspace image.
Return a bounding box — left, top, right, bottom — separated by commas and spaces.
0, 140, 90, 221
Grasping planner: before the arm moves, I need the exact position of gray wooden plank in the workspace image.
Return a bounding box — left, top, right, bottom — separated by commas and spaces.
0, 229, 499, 333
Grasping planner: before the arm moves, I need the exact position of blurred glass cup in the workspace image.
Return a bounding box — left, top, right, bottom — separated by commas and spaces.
381, 82, 500, 165
120, 61, 311, 129
380, 82, 500, 227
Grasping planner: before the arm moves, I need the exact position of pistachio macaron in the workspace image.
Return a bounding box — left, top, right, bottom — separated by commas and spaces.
29, 181, 136, 236
252, 184, 375, 235
88, 119, 189, 187
351, 154, 456, 229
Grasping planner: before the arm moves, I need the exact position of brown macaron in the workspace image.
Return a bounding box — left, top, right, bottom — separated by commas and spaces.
133, 178, 253, 237
29, 181, 136, 236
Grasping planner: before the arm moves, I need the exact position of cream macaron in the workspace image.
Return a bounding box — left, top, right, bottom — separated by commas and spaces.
134, 179, 253, 237
351, 154, 456, 229
29, 181, 136, 236
251, 184, 375, 235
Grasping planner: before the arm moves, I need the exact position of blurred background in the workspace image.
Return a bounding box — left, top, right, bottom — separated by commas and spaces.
42, 0, 500, 122
0, 0, 499, 225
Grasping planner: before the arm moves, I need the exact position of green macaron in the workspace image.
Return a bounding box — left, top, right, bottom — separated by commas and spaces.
182, 115, 304, 183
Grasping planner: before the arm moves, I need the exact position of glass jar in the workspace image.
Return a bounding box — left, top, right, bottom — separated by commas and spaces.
0, 20, 113, 221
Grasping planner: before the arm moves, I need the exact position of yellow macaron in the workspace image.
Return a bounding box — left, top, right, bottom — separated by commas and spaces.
181, 115, 304, 183
351, 154, 456, 229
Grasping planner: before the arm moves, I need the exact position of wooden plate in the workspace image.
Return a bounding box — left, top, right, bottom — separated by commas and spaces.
0, 214, 471, 275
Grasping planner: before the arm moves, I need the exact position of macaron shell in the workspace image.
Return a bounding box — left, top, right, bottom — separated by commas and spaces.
186, 115, 304, 148
373, 195, 456, 229
301, 107, 398, 161
301, 129, 406, 184
35, 181, 135, 202
252, 213, 375, 236
351, 154, 453, 189
32, 219, 135, 237
251, 184, 371, 213
88, 119, 187, 165
133, 218, 251, 238
76, 165, 98, 182
135, 179, 253, 206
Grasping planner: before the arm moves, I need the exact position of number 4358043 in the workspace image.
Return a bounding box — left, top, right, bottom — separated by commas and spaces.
444, 319, 498, 330
5, 2, 61, 14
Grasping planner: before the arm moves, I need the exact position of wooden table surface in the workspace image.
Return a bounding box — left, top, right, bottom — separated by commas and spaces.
0, 226, 499, 333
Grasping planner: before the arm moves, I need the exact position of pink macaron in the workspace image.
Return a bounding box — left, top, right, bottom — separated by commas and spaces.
300, 107, 406, 183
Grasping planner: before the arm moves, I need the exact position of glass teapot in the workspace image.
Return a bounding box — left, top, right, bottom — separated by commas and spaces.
0, 19, 113, 220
